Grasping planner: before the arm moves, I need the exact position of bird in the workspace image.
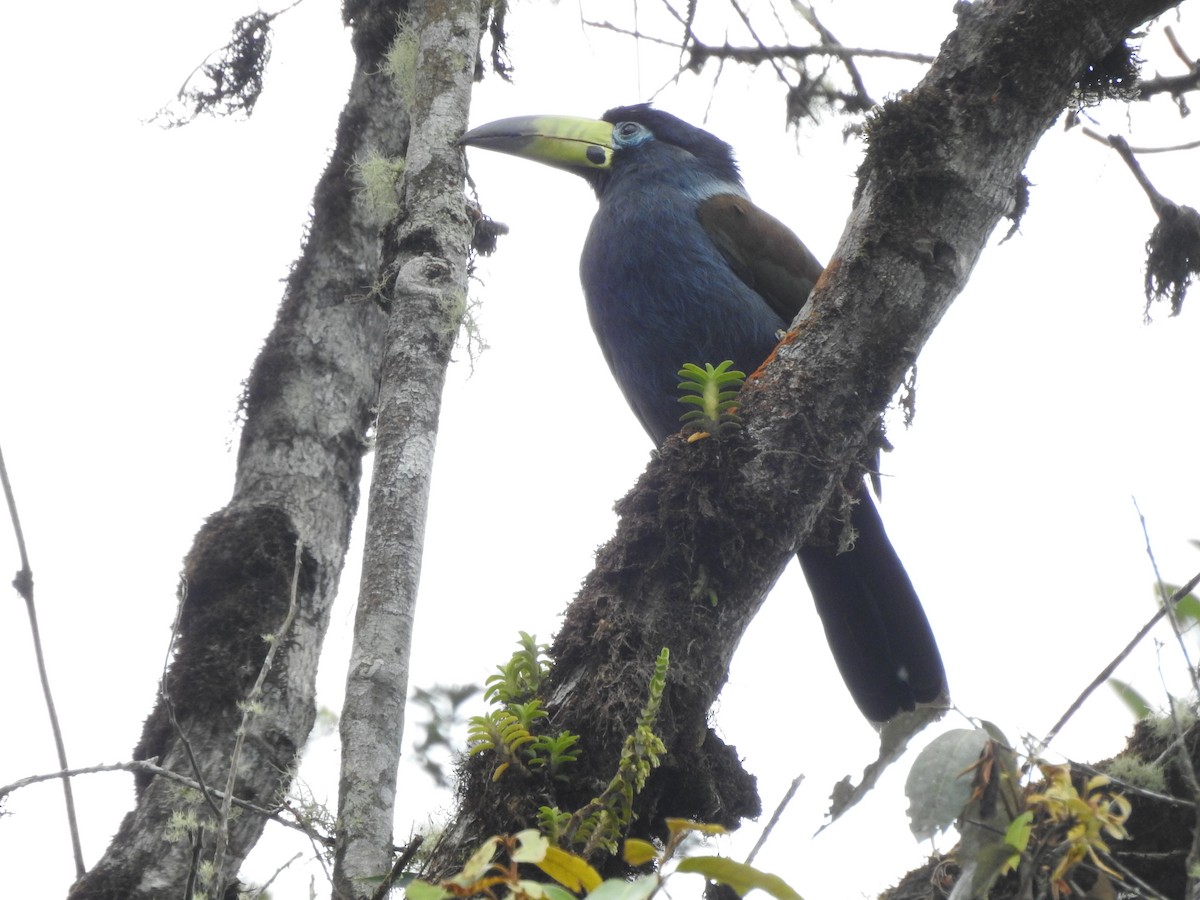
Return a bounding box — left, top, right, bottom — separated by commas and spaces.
460, 104, 946, 722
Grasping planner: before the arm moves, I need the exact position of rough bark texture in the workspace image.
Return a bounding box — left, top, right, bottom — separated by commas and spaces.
333, 1, 481, 896
427, 0, 1179, 879
68, 2, 412, 896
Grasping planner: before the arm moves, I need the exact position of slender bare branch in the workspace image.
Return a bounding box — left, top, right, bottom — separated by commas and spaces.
1135, 500, 1200, 699
1082, 127, 1200, 153
1035, 568, 1200, 756
744, 775, 804, 865
1138, 25, 1200, 110
794, 2, 874, 109
1, 442, 85, 878
583, 20, 934, 64
1, 760, 329, 843
686, 40, 935, 66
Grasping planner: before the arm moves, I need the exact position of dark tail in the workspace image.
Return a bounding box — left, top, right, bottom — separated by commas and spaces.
797, 483, 946, 722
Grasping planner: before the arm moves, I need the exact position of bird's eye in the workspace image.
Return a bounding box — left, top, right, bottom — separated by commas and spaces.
614, 120, 652, 148
613, 121, 648, 147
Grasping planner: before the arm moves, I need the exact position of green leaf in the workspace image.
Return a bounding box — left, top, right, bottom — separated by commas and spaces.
676, 857, 802, 900
1108, 678, 1154, 719
1005, 810, 1034, 855
517, 881, 580, 900
1174, 592, 1200, 625
585, 875, 659, 900
991, 810, 1035, 883
904, 728, 992, 841
969, 841, 1027, 895
405, 881, 453, 900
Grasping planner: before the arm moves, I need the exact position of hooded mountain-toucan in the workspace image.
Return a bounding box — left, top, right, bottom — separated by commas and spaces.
460, 104, 946, 722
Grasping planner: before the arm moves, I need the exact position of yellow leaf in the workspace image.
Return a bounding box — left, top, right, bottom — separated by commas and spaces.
665, 819, 728, 838
536, 846, 602, 893
622, 839, 659, 867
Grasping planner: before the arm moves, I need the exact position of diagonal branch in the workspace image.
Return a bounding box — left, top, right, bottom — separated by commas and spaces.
429, 0, 1182, 876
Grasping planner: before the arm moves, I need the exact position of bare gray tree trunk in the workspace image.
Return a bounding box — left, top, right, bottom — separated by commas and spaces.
427, 0, 1178, 877
68, 2, 416, 896
333, 0, 482, 896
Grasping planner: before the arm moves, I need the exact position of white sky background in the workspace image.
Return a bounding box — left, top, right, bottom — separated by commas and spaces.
2, 0, 1199, 897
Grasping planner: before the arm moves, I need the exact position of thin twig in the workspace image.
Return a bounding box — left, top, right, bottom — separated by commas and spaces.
369, 835, 426, 900
1, 443, 31, 591
1, 759, 331, 842
1138, 25, 1200, 106
687, 40, 935, 66
1138, 68, 1200, 102
1140, 495, 1200, 900
1135, 499, 1200, 699
581, 19, 680, 47
212, 538, 305, 896
161, 577, 224, 821
1035, 568, 1200, 756
1081, 128, 1200, 153
1070, 760, 1195, 809
1097, 851, 1175, 900
1082, 129, 1173, 213
1, 442, 85, 878
585, 17, 935, 63
1164, 26, 1191, 67
169, 0, 308, 102
794, 2, 874, 108
1157, 660, 1200, 900
247, 852, 303, 899
744, 774, 803, 865
727, 0, 790, 86
287, 803, 337, 894
1089, 132, 1200, 153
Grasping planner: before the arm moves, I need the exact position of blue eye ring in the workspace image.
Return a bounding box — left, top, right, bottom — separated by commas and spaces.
613, 121, 648, 147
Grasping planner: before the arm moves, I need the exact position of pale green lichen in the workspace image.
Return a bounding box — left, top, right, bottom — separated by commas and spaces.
1102, 756, 1167, 794
385, 17, 419, 100
351, 149, 406, 224
1148, 703, 1198, 740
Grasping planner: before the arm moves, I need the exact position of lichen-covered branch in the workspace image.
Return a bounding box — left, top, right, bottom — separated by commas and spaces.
68, 2, 414, 896
427, 0, 1180, 879
333, 0, 482, 894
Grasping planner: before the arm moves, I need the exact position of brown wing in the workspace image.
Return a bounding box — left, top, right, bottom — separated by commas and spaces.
697, 193, 826, 324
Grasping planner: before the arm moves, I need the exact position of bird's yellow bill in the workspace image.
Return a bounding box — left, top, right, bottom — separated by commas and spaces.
459, 115, 614, 173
